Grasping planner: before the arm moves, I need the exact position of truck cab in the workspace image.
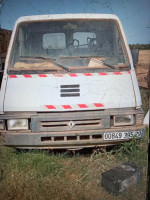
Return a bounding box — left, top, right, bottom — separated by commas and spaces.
0, 14, 145, 149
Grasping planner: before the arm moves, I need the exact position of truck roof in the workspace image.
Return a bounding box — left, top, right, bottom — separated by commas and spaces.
16, 13, 120, 24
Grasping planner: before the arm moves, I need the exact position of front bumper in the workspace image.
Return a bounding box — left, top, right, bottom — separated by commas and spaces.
1, 125, 145, 149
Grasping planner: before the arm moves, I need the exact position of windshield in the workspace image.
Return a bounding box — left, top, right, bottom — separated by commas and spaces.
10, 19, 128, 72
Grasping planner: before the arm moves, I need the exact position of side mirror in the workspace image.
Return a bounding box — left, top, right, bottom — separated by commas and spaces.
131, 49, 139, 67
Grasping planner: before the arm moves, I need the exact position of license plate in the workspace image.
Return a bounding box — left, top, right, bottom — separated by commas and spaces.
104, 130, 142, 140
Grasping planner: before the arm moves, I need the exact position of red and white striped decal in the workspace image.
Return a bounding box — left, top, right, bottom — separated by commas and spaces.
8, 71, 130, 78
38, 74, 48, 77
9, 75, 18, 78
45, 103, 104, 110
23, 74, 32, 78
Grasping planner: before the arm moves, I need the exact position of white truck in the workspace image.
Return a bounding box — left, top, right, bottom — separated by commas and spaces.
0, 14, 145, 149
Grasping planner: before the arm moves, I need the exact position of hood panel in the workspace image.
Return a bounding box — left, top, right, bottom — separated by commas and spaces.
4, 72, 135, 111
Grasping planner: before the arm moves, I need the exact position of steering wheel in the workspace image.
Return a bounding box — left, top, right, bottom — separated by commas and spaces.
72, 39, 79, 48
87, 37, 96, 49
67, 39, 80, 55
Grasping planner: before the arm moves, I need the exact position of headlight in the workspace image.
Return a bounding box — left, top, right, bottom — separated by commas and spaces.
114, 115, 134, 126
7, 119, 29, 130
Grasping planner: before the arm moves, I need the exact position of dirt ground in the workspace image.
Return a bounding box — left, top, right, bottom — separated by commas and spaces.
135, 50, 150, 88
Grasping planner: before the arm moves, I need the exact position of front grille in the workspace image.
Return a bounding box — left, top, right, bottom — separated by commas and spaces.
41, 134, 102, 142
60, 84, 80, 97
31, 111, 110, 132
40, 119, 101, 131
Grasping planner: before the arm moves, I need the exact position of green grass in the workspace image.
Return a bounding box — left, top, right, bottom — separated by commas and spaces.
0, 128, 148, 200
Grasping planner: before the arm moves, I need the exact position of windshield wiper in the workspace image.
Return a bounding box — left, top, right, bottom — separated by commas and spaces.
102, 62, 115, 69
20, 56, 71, 72
79, 56, 115, 69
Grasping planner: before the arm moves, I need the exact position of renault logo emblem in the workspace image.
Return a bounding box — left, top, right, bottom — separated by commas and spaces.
68, 121, 75, 128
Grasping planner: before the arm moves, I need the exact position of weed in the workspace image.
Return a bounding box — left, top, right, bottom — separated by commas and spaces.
115, 132, 148, 167
0, 137, 148, 200
0, 132, 148, 200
